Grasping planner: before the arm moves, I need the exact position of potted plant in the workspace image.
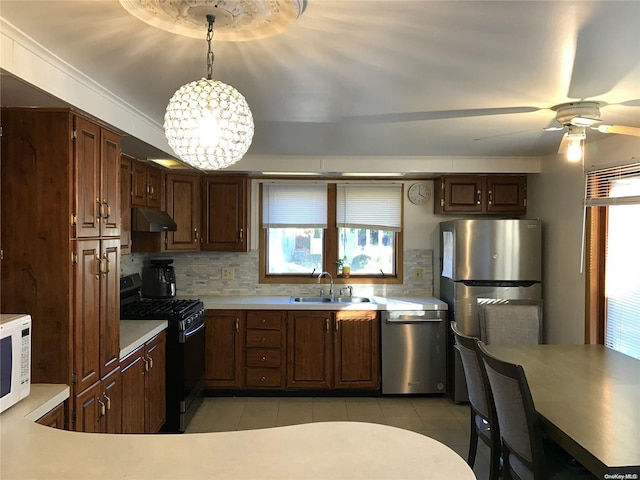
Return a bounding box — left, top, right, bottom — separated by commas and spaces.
336, 256, 351, 277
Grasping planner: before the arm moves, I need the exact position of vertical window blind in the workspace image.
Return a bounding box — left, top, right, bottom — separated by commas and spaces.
262, 183, 327, 227
586, 162, 640, 360
336, 184, 402, 231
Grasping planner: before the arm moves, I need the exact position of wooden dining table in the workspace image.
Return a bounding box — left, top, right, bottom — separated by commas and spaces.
486, 344, 640, 479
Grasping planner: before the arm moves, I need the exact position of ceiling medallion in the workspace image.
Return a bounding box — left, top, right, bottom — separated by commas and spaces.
119, 0, 307, 41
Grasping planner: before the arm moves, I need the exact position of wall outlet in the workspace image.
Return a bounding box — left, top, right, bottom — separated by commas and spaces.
412, 268, 423, 281
221, 267, 234, 280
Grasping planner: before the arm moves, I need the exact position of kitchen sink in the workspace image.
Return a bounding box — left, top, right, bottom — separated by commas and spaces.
289, 296, 375, 304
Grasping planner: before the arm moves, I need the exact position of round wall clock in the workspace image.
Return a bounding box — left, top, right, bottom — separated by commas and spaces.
408, 182, 431, 205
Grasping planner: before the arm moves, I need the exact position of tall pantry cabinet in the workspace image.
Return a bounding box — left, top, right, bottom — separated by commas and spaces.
1, 108, 121, 432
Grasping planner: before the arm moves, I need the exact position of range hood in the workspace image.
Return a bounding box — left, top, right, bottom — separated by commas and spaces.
132, 207, 177, 232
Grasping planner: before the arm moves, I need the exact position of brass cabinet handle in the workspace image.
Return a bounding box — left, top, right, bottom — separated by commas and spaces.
194, 227, 198, 240
476, 190, 481, 205
103, 393, 111, 411
488, 190, 493, 205
261, 337, 266, 343
143, 356, 149, 372
97, 398, 106, 418
96, 198, 103, 220
102, 200, 111, 219
261, 356, 266, 362
235, 318, 240, 332
146, 354, 153, 370
239, 228, 243, 242
261, 376, 266, 382
325, 318, 329, 331
261, 318, 267, 324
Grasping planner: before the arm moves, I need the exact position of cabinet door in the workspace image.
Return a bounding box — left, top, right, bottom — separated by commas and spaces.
437, 176, 484, 214
121, 347, 146, 434
131, 161, 148, 207
486, 175, 527, 214
120, 156, 132, 255
102, 367, 122, 434
74, 116, 101, 238
204, 310, 243, 388
73, 239, 101, 394
166, 173, 200, 251
201, 176, 248, 252
100, 129, 121, 237
145, 332, 166, 433
37, 402, 66, 429
286, 312, 333, 389
334, 311, 380, 389
100, 239, 121, 377
74, 381, 102, 433
146, 165, 162, 209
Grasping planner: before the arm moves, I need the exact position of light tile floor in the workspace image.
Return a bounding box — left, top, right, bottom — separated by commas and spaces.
186, 395, 491, 479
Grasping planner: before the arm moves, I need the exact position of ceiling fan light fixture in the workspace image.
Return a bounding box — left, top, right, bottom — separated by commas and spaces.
566, 139, 584, 163
163, 15, 254, 170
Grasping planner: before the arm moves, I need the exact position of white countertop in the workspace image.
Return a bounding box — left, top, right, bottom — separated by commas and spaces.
2, 396, 473, 480
196, 295, 448, 311
120, 319, 168, 358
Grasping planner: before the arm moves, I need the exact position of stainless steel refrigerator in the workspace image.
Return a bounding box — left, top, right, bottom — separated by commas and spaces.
439, 219, 542, 402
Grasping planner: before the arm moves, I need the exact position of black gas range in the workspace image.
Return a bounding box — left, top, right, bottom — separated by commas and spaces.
120, 273, 205, 433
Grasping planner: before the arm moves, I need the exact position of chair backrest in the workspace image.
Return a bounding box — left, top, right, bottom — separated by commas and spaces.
477, 341, 545, 480
450, 321, 492, 420
479, 300, 543, 345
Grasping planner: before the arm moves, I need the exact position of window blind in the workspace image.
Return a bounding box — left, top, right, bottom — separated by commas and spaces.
262, 183, 327, 228
587, 162, 640, 361
585, 162, 640, 206
336, 184, 402, 232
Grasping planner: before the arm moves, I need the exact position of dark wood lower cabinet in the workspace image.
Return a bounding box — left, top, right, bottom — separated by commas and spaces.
74, 367, 121, 433
334, 311, 380, 389
287, 311, 333, 389
36, 402, 66, 429
120, 332, 166, 434
205, 309, 380, 392
204, 310, 243, 388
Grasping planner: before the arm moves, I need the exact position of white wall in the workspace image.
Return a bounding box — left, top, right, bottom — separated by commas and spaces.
527, 135, 640, 344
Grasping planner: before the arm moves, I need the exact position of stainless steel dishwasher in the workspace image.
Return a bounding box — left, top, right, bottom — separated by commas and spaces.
380, 309, 447, 394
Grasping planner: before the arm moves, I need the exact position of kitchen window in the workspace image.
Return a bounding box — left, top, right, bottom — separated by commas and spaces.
585, 162, 640, 360
259, 182, 403, 284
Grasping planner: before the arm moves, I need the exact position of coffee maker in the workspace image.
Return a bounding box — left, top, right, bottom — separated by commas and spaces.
141, 259, 176, 298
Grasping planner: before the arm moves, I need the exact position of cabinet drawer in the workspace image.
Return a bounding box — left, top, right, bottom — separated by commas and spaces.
246, 311, 282, 330
246, 348, 281, 368
246, 329, 281, 348
246, 368, 283, 388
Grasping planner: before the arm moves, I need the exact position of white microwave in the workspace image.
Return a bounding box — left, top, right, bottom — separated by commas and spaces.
0, 314, 32, 413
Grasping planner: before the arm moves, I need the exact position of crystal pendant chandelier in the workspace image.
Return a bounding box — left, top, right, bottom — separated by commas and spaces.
164, 15, 254, 170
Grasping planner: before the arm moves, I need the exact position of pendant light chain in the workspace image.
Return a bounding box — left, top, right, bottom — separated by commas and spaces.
206, 15, 215, 81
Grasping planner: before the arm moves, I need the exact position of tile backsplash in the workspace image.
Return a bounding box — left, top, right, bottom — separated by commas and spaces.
121, 249, 433, 298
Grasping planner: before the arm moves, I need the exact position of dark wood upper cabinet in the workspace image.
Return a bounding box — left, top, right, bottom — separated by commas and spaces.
165, 172, 201, 251
120, 155, 132, 255
201, 175, 249, 252
435, 174, 527, 215
131, 159, 161, 209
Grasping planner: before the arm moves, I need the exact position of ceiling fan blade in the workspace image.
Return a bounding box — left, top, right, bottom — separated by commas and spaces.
592, 124, 640, 137
342, 106, 541, 124
473, 125, 563, 142
567, 5, 640, 98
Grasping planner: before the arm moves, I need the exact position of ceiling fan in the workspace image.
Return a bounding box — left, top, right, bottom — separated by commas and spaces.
549, 101, 640, 162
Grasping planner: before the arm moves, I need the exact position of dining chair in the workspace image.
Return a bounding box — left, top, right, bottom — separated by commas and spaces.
477, 342, 595, 480
478, 300, 543, 345
450, 322, 501, 480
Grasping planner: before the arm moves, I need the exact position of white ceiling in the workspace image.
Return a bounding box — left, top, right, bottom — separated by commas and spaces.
1, 1, 639, 164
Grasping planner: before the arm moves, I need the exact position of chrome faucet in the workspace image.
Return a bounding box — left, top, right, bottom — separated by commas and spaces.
316, 271, 334, 297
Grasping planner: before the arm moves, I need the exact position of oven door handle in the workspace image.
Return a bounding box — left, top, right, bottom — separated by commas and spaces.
180, 320, 206, 342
